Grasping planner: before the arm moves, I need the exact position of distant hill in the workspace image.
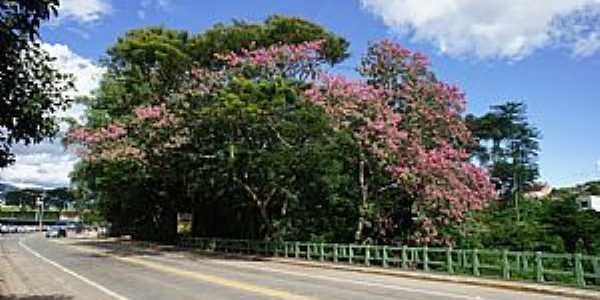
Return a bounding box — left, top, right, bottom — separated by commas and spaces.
0, 182, 18, 192
0, 182, 18, 201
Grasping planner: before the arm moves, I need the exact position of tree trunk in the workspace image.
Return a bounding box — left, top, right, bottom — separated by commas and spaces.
153, 202, 178, 244
191, 201, 204, 237
355, 150, 368, 243
258, 202, 273, 241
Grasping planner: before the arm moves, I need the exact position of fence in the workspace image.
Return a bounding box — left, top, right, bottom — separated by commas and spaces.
178, 237, 600, 289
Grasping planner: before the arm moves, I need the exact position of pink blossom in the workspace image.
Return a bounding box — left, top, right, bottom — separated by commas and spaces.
215, 40, 325, 78
134, 105, 165, 120
67, 123, 127, 145
134, 104, 178, 128
308, 39, 496, 245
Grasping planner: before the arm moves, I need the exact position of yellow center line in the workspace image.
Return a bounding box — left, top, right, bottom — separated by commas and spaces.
53, 240, 316, 300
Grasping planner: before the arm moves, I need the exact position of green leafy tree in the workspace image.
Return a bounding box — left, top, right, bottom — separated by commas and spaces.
45, 187, 75, 210
4, 189, 40, 208
1, 0, 73, 167
85, 26, 191, 123
467, 102, 541, 221
190, 15, 349, 69
70, 19, 492, 246
70, 17, 351, 243
544, 196, 600, 254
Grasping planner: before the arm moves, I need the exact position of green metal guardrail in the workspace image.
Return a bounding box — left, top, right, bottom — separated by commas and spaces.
0, 210, 60, 221
178, 237, 600, 289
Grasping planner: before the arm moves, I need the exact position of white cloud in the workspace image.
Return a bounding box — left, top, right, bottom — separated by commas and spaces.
573, 33, 600, 57
153, 0, 173, 10
0, 147, 76, 188
137, 0, 173, 19
41, 43, 105, 99
0, 44, 104, 188
42, 43, 105, 128
58, 0, 112, 23
360, 0, 600, 59
66, 27, 92, 40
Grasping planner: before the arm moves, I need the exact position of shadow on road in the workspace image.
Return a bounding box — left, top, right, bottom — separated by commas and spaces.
65, 239, 268, 262
0, 295, 73, 300
67, 239, 163, 257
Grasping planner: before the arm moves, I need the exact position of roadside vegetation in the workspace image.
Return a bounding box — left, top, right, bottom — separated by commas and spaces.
66, 16, 497, 245
1, 1, 598, 256
0, 0, 72, 167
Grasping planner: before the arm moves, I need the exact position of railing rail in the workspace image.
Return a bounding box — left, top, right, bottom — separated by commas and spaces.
178, 237, 600, 289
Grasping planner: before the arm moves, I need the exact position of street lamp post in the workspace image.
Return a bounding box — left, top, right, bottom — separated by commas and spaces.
36, 197, 44, 232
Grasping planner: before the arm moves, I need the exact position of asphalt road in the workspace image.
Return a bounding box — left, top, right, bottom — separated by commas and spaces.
0, 234, 578, 300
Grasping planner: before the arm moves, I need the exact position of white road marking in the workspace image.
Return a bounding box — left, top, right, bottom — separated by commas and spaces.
209, 260, 490, 300
18, 238, 130, 300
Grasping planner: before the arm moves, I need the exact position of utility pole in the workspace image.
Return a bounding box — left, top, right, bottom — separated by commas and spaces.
37, 196, 44, 232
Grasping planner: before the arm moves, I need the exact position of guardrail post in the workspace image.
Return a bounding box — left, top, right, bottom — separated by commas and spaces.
382, 246, 389, 268
349, 245, 354, 264
365, 246, 371, 266
502, 250, 510, 280
295, 242, 300, 259
423, 246, 429, 272
333, 244, 339, 263
284, 242, 289, 258
401, 245, 408, 269
593, 258, 600, 285
446, 247, 454, 274
412, 248, 417, 267
472, 249, 480, 277
320, 243, 325, 262
535, 252, 544, 283
307, 243, 312, 260
575, 253, 585, 287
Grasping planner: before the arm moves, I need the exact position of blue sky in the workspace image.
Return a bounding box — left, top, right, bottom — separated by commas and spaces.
1, 0, 599, 188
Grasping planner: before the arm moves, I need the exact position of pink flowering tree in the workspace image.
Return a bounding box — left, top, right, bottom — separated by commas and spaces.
215, 40, 326, 80
305, 40, 495, 244
66, 101, 188, 242
359, 41, 496, 244
68, 35, 494, 244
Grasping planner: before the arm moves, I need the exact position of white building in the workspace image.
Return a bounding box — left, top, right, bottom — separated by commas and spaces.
524, 183, 553, 199
577, 195, 600, 211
